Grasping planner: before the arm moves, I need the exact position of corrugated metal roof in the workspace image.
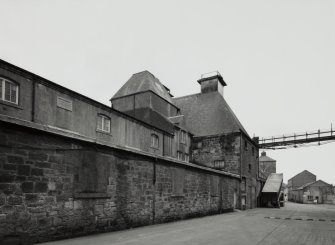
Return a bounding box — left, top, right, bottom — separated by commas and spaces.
262, 173, 283, 193
111, 71, 174, 104
173, 92, 249, 137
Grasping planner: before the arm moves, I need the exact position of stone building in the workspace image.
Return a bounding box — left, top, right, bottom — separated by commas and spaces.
0, 59, 260, 243
259, 151, 276, 180
290, 180, 333, 204
287, 170, 316, 201
173, 73, 260, 209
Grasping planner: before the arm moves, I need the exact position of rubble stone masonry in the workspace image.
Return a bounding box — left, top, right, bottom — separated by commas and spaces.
0, 122, 240, 244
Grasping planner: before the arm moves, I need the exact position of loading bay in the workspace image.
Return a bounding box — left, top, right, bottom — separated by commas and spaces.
43, 202, 335, 245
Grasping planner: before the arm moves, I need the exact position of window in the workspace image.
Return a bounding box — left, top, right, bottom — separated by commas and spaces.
185, 154, 189, 162
308, 195, 313, 201
97, 114, 111, 133
252, 147, 255, 156
177, 151, 183, 161
248, 164, 251, 172
213, 160, 225, 169
244, 140, 248, 151
151, 134, 159, 148
0, 77, 19, 105
180, 130, 186, 144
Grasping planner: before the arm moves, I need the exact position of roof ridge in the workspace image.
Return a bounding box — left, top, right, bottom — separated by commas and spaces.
173, 93, 201, 100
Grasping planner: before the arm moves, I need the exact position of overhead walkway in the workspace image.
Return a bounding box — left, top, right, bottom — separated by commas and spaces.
259, 125, 335, 149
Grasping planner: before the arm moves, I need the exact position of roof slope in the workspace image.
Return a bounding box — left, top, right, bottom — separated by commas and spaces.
288, 170, 316, 181
111, 71, 173, 104
259, 155, 276, 162
173, 92, 249, 137
296, 180, 331, 190
122, 108, 175, 135
262, 173, 283, 193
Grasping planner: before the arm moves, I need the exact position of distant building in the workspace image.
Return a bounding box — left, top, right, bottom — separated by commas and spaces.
259, 151, 276, 179
291, 180, 333, 204
287, 170, 316, 201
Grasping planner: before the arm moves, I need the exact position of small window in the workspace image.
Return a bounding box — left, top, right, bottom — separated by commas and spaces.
180, 130, 186, 144
248, 164, 251, 172
308, 195, 313, 201
213, 160, 225, 169
151, 134, 159, 148
97, 114, 111, 133
177, 151, 183, 161
244, 140, 248, 151
252, 147, 255, 156
0, 77, 19, 105
185, 154, 189, 162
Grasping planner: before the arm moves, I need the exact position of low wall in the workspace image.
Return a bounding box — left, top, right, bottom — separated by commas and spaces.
0, 121, 240, 244
324, 195, 335, 205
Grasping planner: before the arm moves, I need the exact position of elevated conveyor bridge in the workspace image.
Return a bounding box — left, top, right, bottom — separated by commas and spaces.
259, 124, 335, 149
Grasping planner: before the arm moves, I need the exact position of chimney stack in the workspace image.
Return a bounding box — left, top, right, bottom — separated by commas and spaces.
197, 71, 227, 97
261, 151, 266, 156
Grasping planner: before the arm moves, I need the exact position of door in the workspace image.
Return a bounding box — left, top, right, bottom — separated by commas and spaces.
233, 192, 237, 209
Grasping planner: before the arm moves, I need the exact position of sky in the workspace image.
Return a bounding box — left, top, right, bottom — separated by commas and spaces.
0, 0, 334, 184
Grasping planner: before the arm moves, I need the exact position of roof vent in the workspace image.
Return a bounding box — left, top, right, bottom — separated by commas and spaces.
197, 71, 227, 96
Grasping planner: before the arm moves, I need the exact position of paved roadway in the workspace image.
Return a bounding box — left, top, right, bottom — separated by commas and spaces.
43, 202, 335, 245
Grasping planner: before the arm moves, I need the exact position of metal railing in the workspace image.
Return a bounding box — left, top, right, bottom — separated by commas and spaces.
259, 124, 335, 149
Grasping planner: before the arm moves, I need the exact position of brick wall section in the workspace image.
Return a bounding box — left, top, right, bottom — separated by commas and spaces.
0, 122, 239, 244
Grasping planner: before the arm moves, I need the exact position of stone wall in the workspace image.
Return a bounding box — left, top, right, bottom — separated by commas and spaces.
191, 133, 241, 174
0, 121, 239, 244
191, 133, 260, 210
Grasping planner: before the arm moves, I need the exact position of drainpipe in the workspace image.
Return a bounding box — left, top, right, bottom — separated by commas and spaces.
152, 157, 157, 224
31, 76, 36, 122
240, 132, 242, 180
162, 133, 165, 156
239, 131, 243, 209
133, 95, 136, 118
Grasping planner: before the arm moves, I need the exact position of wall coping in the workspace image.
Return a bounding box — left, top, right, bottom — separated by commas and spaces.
0, 114, 240, 179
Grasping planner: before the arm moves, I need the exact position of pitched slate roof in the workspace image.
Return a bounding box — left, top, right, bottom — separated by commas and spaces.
288, 170, 316, 182
295, 180, 331, 190
295, 182, 315, 190
122, 108, 175, 135
173, 92, 249, 137
259, 154, 276, 162
262, 173, 283, 193
111, 71, 173, 104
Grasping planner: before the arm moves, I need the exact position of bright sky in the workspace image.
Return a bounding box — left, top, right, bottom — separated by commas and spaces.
1, 0, 334, 184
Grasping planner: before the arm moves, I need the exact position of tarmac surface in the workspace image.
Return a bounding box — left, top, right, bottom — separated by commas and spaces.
43, 202, 335, 245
